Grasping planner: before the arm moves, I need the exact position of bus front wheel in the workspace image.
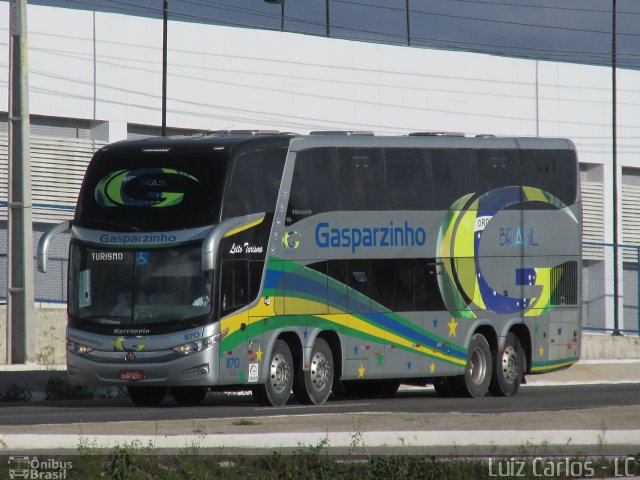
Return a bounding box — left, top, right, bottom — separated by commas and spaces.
127, 386, 167, 406
489, 332, 525, 397
293, 338, 334, 405
450, 333, 492, 398
252, 340, 294, 407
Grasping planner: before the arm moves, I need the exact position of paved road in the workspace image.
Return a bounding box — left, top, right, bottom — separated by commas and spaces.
1, 383, 640, 456
1, 383, 638, 427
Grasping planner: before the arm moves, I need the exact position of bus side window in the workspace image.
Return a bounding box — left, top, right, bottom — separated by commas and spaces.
415, 259, 445, 311
338, 148, 387, 211
222, 148, 287, 219
347, 259, 371, 313
371, 259, 414, 312
249, 261, 264, 302
384, 149, 432, 210
477, 149, 521, 194
522, 149, 577, 206
431, 149, 477, 210
286, 148, 339, 225
220, 259, 249, 315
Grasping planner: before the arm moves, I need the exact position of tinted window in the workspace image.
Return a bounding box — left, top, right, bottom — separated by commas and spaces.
415, 259, 445, 311
338, 148, 387, 210
287, 148, 339, 224
327, 259, 348, 311
222, 148, 286, 218
431, 149, 478, 210
347, 259, 371, 313
477, 149, 521, 193
385, 149, 432, 210
76, 149, 227, 231
220, 259, 249, 316
371, 259, 414, 311
522, 149, 577, 206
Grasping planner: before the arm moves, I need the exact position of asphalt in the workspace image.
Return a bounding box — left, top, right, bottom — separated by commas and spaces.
1, 332, 639, 456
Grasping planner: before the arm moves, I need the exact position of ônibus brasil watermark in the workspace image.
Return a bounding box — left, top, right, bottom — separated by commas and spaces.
7, 456, 73, 479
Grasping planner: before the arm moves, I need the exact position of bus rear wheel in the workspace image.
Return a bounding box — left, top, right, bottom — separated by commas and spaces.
293, 338, 334, 405
169, 386, 208, 405
252, 340, 294, 407
449, 333, 492, 398
489, 332, 525, 397
127, 386, 167, 406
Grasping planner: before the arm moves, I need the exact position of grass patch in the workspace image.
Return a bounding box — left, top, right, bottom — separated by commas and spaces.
0, 383, 32, 402
232, 419, 262, 426
1, 441, 638, 480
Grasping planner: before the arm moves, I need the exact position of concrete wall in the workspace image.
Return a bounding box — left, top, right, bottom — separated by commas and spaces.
0, 306, 66, 365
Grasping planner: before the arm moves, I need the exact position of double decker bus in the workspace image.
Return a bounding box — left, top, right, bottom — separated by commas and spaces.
38, 131, 581, 406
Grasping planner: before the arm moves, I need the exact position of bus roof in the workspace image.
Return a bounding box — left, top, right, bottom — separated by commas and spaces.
99, 130, 576, 154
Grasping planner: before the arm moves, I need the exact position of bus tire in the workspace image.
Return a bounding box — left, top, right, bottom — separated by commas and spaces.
293, 338, 334, 405
252, 340, 294, 407
127, 386, 167, 406
489, 332, 525, 397
169, 386, 207, 405
450, 333, 492, 398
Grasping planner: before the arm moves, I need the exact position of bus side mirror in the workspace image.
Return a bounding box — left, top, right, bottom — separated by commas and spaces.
37, 221, 71, 273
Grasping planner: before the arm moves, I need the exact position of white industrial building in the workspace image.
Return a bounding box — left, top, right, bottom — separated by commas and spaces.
1, 2, 639, 361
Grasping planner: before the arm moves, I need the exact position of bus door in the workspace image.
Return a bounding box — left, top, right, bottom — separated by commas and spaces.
218, 259, 260, 385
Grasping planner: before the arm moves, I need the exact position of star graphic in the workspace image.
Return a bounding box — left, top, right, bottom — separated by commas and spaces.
407, 361, 412, 370
376, 353, 384, 367
433, 318, 439, 328
353, 345, 359, 355
430, 362, 436, 374
358, 363, 366, 379
539, 346, 545, 356
448, 318, 458, 337
256, 346, 263, 362
303, 329, 308, 339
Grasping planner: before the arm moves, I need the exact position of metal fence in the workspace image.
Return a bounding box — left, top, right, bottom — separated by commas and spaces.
0, 203, 73, 304
583, 242, 640, 335
0, 209, 639, 335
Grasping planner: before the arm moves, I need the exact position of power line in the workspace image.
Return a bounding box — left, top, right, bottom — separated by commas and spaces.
58, 0, 640, 68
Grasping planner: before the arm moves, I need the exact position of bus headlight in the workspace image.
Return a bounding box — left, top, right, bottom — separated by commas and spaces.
67, 341, 94, 355
172, 329, 228, 356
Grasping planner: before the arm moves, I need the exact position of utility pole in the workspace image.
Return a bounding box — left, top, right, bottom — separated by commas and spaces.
162, 0, 168, 136
7, 0, 35, 364
406, 0, 411, 45
612, 0, 621, 335
326, 0, 330, 37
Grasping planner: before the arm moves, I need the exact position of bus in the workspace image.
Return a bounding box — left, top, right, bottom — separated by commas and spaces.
38, 131, 581, 407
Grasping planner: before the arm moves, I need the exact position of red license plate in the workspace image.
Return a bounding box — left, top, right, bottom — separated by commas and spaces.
119, 370, 145, 381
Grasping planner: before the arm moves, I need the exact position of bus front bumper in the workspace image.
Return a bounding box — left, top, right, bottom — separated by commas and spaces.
66, 347, 219, 387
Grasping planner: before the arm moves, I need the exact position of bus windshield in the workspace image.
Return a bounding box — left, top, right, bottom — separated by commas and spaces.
68, 243, 213, 330
74, 149, 228, 232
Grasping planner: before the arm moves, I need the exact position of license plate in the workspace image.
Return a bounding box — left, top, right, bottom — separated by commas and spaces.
119, 370, 145, 381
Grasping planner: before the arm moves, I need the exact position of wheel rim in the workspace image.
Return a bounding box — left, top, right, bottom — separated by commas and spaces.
469, 347, 487, 385
501, 345, 519, 384
310, 351, 330, 392
269, 353, 291, 394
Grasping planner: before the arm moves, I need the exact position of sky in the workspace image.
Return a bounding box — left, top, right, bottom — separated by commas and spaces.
6, 0, 640, 70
